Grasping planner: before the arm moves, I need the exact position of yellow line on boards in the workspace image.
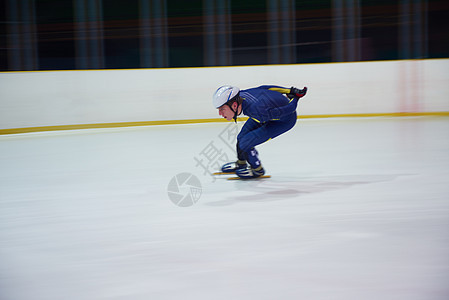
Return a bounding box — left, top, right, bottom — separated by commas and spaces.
1, 112, 448, 135
299, 112, 449, 119
0, 118, 231, 135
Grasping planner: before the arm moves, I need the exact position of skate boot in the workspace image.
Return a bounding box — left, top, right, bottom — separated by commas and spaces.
235, 165, 265, 179
221, 160, 247, 173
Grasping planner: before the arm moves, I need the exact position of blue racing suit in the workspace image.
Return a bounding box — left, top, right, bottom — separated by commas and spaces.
237, 85, 299, 169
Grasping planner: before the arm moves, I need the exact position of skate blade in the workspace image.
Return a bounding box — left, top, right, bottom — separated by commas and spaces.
227, 175, 271, 180
213, 172, 235, 175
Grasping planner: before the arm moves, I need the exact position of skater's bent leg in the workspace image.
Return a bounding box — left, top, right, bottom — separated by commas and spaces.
237, 113, 297, 168
236, 141, 247, 163
235, 118, 263, 165
238, 113, 297, 152
238, 118, 262, 141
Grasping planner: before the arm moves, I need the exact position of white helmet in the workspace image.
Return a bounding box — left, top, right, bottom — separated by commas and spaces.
212, 85, 240, 108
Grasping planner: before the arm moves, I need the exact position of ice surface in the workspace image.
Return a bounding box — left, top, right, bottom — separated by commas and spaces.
1, 117, 449, 300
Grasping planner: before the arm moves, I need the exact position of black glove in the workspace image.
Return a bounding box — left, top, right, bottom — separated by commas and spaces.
287, 86, 307, 100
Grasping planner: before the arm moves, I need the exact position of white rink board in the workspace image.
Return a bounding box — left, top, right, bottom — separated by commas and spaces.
1, 59, 449, 129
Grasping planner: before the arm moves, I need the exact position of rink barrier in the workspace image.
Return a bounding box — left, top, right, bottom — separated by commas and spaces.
1, 59, 448, 134
1, 111, 448, 135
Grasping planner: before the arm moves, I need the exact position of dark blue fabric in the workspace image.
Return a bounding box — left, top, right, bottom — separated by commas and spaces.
237, 112, 297, 153
240, 85, 298, 123
234, 85, 299, 168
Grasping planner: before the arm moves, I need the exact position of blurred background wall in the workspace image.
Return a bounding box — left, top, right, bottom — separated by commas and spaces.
1, 0, 448, 71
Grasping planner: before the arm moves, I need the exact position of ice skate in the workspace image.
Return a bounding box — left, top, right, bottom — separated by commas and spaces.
235, 165, 265, 179
220, 160, 247, 173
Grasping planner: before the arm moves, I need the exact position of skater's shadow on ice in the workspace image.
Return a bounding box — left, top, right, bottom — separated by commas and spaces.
205, 174, 405, 207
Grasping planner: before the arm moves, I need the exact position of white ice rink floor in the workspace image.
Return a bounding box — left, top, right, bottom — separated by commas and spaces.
1, 116, 449, 300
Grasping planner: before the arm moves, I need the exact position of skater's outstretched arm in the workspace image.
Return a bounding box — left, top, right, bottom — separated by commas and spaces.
267, 87, 308, 120
258, 86, 308, 100
258, 85, 291, 94
267, 98, 299, 119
